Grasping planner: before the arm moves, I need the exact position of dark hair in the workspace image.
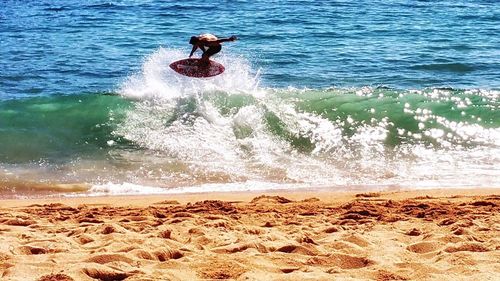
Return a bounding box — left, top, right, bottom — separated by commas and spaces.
189, 36, 198, 44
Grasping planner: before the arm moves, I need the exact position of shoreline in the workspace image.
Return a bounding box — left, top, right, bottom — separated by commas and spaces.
1, 187, 498, 280
1, 187, 498, 207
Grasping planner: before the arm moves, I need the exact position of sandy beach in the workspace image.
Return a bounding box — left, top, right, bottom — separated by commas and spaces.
0, 188, 499, 281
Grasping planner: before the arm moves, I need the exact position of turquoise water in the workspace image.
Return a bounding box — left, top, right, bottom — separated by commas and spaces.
0, 1, 499, 197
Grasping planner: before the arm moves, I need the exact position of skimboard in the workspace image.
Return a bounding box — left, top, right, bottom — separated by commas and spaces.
169, 58, 225, 78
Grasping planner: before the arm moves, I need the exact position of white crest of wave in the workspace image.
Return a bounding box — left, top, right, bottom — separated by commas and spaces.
111, 48, 352, 187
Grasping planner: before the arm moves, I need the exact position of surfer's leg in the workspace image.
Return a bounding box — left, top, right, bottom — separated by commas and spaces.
200, 54, 210, 66
201, 53, 210, 62
200, 46, 221, 67
204, 45, 222, 60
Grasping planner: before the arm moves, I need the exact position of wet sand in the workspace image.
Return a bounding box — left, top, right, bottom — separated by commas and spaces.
0, 188, 499, 280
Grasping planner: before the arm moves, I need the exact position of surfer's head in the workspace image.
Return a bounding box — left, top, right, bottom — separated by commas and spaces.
189, 36, 199, 45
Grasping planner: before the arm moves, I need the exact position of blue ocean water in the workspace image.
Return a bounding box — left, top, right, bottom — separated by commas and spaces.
0, 0, 499, 197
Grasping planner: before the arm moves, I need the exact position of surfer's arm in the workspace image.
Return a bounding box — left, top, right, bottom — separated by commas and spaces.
216, 35, 237, 43
189, 45, 198, 57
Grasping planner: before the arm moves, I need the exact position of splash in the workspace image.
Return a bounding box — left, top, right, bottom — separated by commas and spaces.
119, 48, 262, 100
113, 48, 350, 187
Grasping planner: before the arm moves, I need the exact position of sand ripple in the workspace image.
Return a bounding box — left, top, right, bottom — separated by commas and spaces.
0, 192, 498, 280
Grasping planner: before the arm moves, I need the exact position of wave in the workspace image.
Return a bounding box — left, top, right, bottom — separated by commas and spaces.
0, 93, 132, 163
2, 88, 497, 159
0, 48, 499, 196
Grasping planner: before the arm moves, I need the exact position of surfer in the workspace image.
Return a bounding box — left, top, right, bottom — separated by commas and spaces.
189, 34, 237, 63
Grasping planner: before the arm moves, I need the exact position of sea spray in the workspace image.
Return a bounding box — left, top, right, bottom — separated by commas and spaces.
119, 48, 261, 100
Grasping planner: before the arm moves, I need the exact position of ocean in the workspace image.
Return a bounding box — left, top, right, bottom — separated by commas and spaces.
1, 0, 499, 198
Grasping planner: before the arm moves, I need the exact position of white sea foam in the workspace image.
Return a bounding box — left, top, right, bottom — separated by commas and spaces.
113, 48, 352, 188
101, 48, 500, 196
87, 181, 313, 197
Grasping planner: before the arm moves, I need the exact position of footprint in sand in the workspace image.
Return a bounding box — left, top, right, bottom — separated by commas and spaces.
154, 248, 184, 261
275, 244, 318, 256
406, 242, 442, 254
37, 273, 74, 281
17, 246, 48, 255
86, 254, 135, 265
444, 242, 490, 253
82, 265, 135, 281
307, 253, 374, 269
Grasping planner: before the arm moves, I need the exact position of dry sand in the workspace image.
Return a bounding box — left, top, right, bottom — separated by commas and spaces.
0, 188, 499, 281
